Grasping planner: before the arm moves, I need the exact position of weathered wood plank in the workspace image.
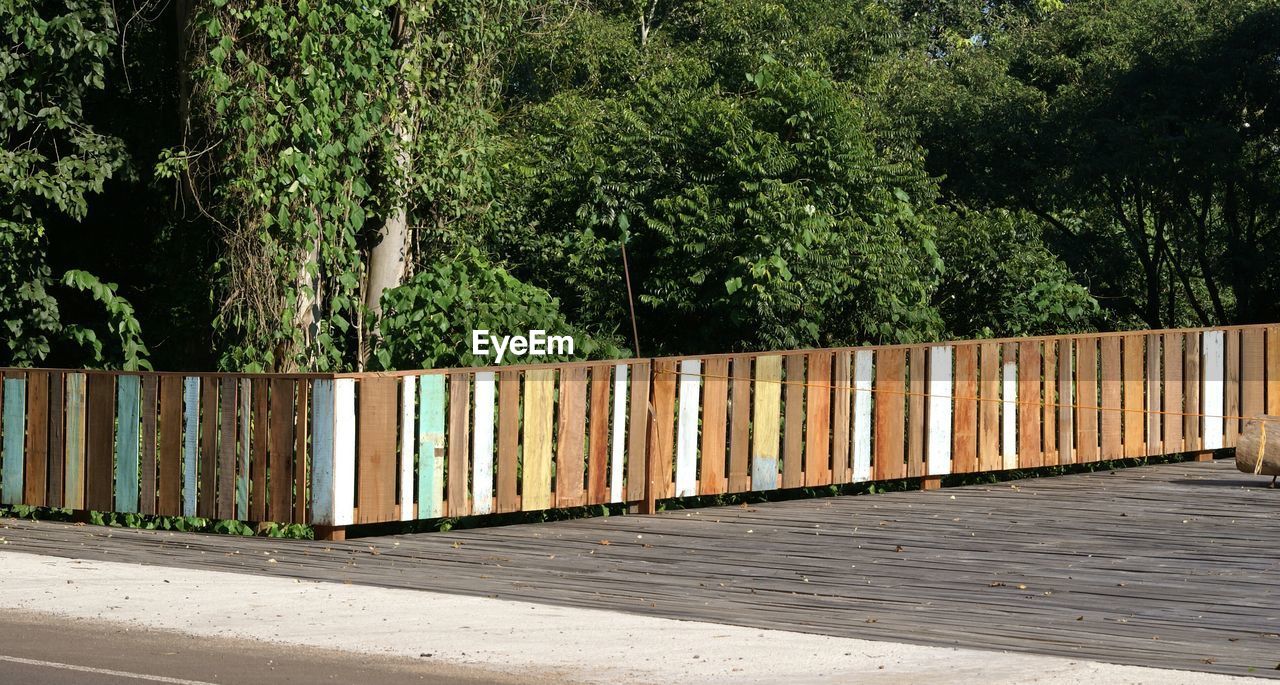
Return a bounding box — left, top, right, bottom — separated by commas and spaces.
418, 375, 446, 518
907, 347, 926, 479
358, 377, 400, 523
978, 343, 999, 472
751, 356, 782, 491
472, 372, 496, 515
874, 348, 906, 481
217, 377, 238, 520
1241, 328, 1264, 427
649, 360, 677, 500
674, 360, 700, 498
181, 377, 199, 517
555, 367, 587, 507
1100, 337, 1123, 459
1184, 333, 1201, 451
625, 361, 651, 502
309, 379, 335, 525
588, 364, 612, 504
1001, 343, 1018, 469
781, 354, 805, 489
1225, 329, 1241, 448
24, 371, 49, 507
497, 371, 520, 514
1268, 326, 1280, 417
522, 369, 555, 511
198, 377, 218, 517
65, 373, 87, 510
804, 352, 832, 487
138, 375, 157, 515
1042, 342, 1057, 464
250, 379, 268, 521
952, 345, 978, 474
1076, 338, 1099, 463
1121, 335, 1144, 458
1202, 331, 1225, 450
268, 379, 295, 522
237, 379, 250, 519
1056, 340, 1073, 465
294, 379, 309, 524
85, 374, 114, 512
1163, 333, 1183, 454
927, 346, 953, 476
610, 364, 629, 502
831, 352, 852, 484
1018, 341, 1041, 468
447, 373, 471, 517
1145, 335, 1161, 457
699, 358, 729, 496
728, 356, 751, 493
114, 375, 141, 514
852, 350, 873, 482
2, 374, 26, 505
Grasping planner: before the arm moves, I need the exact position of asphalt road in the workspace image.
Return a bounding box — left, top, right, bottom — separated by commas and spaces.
0, 610, 537, 685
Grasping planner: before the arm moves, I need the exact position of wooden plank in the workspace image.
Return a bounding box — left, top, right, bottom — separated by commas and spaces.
332, 378, 356, 527
1163, 333, 1183, 454
699, 358, 729, 496
1268, 326, 1280, 417
138, 376, 157, 515
751, 356, 782, 491
472, 372, 496, 515
781, 354, 805, 489
1122, 335, 1144, 457
610, 364, 629, 502
497, 371, 520, 513
157, 376, 183, 516
114, 375, 141, 513
65, 373, 86, 509
237, 379, 250, 518
418, 374, 446, 518
804, 352, 832, 487
1202, 331, 1224, 450
588, 364, 612, 504
1241, 328, 1264, 430
1057, 340, 1073, 465
47, 372, 65, 508
309, 379, 334, 525
217, 377, 238, 520
907, 347, 926, 478
674, 360, 701, 498
1076, 338, 1099, 462
927, 346, 953, 476
355, 377, 398, 524
1225, 329, 1241, 448
250, 379, 268, 521
445, 373, 471, 517
181, 377, 199, 517
269, 379, 296, 522
649, 360, 677, 500
625, 361, 650, 502
1018, 341, 1041, 468
556, 366, 587, 507
85, 374, 115, 511
1145, 335, 1161, 456
831, 352, 852, 484
23, 371, 49, 507
1001, 343, 1018, 469
1042, 342, 1057, 463
2, 375, 25, 505
400, 377, 417, 520
294, 380, 309, 524
874, 348, 906, 481
1185, 333, 1201, 451
1100, 337, 1123, 460
852, 350, 873, 482
522, 369, 555, 511
198, 377, 218, 517
952, 345, 978, 474
728, 356, 751, 493
978, 343, 999, 472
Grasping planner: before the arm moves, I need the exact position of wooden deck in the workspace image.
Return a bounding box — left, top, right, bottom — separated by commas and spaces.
3, 459, 1279, 679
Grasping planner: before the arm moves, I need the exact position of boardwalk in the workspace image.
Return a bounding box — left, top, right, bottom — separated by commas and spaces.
3, 459, 1278, 679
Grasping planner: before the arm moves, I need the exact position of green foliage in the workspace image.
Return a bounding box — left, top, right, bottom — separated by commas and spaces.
374, 248, 623, 369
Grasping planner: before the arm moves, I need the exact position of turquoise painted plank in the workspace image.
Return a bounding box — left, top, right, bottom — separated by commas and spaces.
237, 379, 249, 518
64, 374, 86, 508
182, 377, 200, 517
417, 375, 446, 519
2, 377, 26, 505
114, 375, 141, 513
310, 379, 334, 525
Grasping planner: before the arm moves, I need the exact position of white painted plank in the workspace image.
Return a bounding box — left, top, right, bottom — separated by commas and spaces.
333, 378, 356, 527
1203, 331, 1225, 450
610, 364, 627, 503
927, 346, 953, 476
399, 377, 416, 521
472, 371, 496, 515
675, 359, 701, 498
852, 350, 873, 482
1002, 360, 1018, 469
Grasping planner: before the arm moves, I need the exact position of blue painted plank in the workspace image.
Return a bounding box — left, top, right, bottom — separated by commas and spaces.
417, 375, 446, 519
182, 377, 200, 517
2, 377, 26, 505
309, 379, 334, 525
114, 375, 141, 513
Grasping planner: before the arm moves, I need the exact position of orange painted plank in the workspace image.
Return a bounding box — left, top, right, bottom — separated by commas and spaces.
875, 349, 906, 481
158, 376, 183, 516
1242, 328, 1264, 425
907, 348, 926, 478
1145, 334, 1162, 456
700, 358, 729, 495
952, 345, 978, 474
978, 343, 1000, 472
649, 360, 677, 499
447, 373, 471, 517
1225, 330, 1241, 447
830, 352, 852, 484
728, 356, 751, 493
1184, 334, 1202, 452
497, 370, 521, 513
523, 369, 555, 511
804, 352, 832, 487
781, 354, 805, 489
555, 366, 587, 508
1121, 335, 1144, 457
1163, 333, 1183, 454
23, 371, 49, 507
1042, 341, 1057, 464
588, 364, 612, 504
1100, 337, 1123, 459
1076, 337, 1100, 462
1056, 340, 1073, 465
625, 361, 651, 502
1269, 326, 1280, 416
1018, 341, 1041, 468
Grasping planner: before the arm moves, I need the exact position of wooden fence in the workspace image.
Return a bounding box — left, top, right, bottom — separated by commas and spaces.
0, 325, 1272, 539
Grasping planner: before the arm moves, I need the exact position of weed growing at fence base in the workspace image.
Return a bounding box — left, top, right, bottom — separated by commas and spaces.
0, 505, 313, 539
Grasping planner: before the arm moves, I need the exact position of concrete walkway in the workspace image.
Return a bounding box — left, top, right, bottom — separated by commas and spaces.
0, 550, 1261, 684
